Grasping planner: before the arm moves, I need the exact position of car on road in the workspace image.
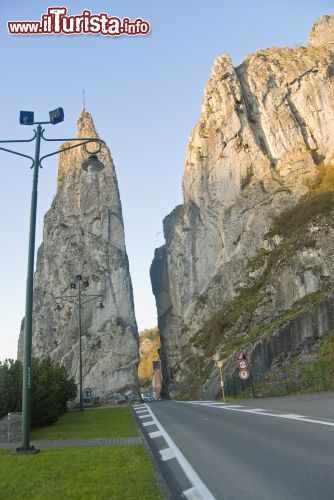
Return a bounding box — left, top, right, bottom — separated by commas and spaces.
141, 392, 155, 402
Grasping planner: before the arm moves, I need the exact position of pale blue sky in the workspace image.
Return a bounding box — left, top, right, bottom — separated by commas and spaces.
0, 1, 332, 359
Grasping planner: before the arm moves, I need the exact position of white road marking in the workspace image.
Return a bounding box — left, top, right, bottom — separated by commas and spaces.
139, 414, 151, 419
142, 404, 215, 500
135, 409, 150, 414
240, 408, 266, 413
133, 404, 146, 409
142, 420, 155, 426
183, 402, 244, 409
160, 447, 176, 461
179, 402, 334, 428
183, 486, 204, 499
149, 430, 162, 438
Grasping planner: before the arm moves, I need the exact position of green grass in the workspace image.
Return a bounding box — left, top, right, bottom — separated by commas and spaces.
0, 446, 163, 500
31, 407, 138, 440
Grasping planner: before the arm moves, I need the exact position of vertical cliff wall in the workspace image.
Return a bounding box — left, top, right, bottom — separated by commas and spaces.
151, 14, 334, 398
18, 111, 139, 402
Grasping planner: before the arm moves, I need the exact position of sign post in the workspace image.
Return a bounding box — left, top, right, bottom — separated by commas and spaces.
217, 360, 226, 402
236, 351, 250, 396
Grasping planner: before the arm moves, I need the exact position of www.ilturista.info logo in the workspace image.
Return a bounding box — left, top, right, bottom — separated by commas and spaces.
7, 7, 150, 36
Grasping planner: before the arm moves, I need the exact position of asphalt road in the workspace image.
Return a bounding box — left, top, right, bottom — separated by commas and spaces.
147, 395, 334, 500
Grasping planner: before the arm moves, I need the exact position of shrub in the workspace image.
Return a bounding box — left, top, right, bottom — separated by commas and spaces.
0, 357, 77, 427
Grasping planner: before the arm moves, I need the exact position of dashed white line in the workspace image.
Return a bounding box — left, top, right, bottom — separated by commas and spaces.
142, 404, 215, 500
142, 420, 155, 426
148, 430, 162, 438
160, 447, 175, 461
183, 486, 205, 499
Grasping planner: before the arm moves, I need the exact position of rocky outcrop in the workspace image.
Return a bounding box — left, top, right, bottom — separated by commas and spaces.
151, 14, 334, 398
18, 111, 139, 402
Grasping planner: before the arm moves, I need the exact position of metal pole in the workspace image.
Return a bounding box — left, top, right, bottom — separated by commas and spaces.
219, 366, 226, 403
78, 282, 83, 412
20, 124, 42, 452
283, 359, 289, 395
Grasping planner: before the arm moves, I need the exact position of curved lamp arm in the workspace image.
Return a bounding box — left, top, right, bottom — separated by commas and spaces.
39, 134, 106, 169
0, 131, 37, 168
0, 146, 34, 168
0, 130, 37, 144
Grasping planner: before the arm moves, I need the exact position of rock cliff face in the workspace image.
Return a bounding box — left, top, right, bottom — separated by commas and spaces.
151, 14, 334, 398
18, 111, 139, 402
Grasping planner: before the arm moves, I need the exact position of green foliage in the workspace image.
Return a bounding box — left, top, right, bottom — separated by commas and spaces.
300, 331, 334, 391
0, 359, 22, 419
273, 163, 334, 238
30, 357, 77, 427
31, 407, 138, 440
0, 446, 163, 500
0, 357, 77, 427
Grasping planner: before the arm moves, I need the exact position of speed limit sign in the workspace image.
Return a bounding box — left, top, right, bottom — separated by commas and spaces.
239, 369, 250, 381
237, 359, 248, 370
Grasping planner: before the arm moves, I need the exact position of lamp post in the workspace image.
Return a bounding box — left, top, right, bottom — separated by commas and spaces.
55, 275, 104, 412
0, 109, 105, 453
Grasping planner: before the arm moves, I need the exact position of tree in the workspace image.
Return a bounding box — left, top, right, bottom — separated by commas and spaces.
0, 357, 77, 427
0, 359, 22, 419
30, 357, 77, 427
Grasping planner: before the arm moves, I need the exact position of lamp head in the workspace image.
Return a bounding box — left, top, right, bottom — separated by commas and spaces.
81, 154, 104, 174
19, 111, 34, 125
49, 107, 64, 125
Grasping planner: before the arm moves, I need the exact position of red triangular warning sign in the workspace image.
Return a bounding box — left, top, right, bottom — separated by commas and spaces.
237, 350, 247, 360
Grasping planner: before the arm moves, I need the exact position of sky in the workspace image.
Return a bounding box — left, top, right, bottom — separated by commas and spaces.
0, 0, 332, 360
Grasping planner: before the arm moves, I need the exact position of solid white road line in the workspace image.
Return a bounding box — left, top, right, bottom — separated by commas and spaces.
179, 401, 334, 428
139, 414, 151, 419
143, 404, 215, 500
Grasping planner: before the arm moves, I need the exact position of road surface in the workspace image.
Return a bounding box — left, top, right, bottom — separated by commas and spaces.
133, 393, 334, 499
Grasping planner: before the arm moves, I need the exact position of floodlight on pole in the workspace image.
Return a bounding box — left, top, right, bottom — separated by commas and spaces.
55, 279, 104, 412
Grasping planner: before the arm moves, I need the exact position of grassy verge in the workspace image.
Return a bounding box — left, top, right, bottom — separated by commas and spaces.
31, 407, 138, 440
0, 446, 163, 499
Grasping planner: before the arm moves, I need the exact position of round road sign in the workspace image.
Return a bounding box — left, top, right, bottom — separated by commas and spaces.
237, 359, 248, 370
239, 369, 250, 381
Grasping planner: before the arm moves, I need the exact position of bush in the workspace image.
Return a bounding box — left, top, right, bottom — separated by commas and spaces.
0, 357, 77, 427
0, 359, 22, 419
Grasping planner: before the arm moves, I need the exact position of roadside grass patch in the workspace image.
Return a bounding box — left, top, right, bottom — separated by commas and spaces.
31, 407, 138, 440
0, 446, 163, 500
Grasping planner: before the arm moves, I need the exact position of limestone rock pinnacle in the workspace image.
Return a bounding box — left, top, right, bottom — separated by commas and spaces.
151, 14, 334, 399
308, 14, 334, 47
18, 111, 139, 403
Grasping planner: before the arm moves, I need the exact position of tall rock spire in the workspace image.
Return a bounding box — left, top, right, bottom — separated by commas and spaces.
18, 111, 139, 402
151, 14, 334, 399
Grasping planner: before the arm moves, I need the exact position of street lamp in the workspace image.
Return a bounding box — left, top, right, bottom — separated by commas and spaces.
0, 109, 105, 453
55, 276, 104, 412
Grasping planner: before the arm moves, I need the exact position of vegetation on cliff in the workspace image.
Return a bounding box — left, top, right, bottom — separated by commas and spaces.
138, 327, 160, 385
